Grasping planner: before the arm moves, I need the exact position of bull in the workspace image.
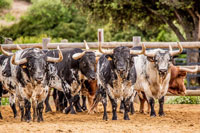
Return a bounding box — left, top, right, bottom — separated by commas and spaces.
45, 40, 97, 114
138, 65, 198, 114
92, 42, 145, 120
1, 46, 63, 122
134, 42, 183, 117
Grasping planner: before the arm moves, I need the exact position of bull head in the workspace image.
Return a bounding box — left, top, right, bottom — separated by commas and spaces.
11, 46, 63, 65
144, 42, 183, 76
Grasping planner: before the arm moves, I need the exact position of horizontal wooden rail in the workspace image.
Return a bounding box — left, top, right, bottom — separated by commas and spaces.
1, 41, 200, 50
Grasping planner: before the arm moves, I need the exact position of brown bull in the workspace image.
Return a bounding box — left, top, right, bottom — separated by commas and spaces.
139, 65, 198, 113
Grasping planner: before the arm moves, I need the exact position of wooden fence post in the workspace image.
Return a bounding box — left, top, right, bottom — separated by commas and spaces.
132, 36, 141, 47
98, 29, 104, 43
42, 38, 50, 49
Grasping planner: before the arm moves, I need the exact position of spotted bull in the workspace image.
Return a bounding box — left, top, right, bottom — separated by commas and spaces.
134, 43, 183, 117
91, 42, 145, 120
45, 41, 97, 114
1, 46, 63, 122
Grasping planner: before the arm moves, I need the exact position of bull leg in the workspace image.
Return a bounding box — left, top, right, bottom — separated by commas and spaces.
64, 93, 76, 114
18, 97, 25, 121
45, 90, 52, 113
130, 102, 135, 115
58, 91, 65, 111
139, 96, 145, 114
0, 89, 3, 119
158, 96, 165, 116
37, 102, 44, 122
102, 94, 108, 120
32, 100, 37, 122
149, 97, 156, 117
109, 96, 117, 120
53, 89, 59, 111
119, 100, 124, 113
123, 98, 131, 120
81, 95, 87, 111
24, 99, 31, 122
9, 94, 17, 118
73, 95, 82, 112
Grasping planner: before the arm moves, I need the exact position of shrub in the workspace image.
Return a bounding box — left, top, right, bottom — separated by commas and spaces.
0, 0, 97, 42
167, 96, 200, 104
0, 0, 12, 11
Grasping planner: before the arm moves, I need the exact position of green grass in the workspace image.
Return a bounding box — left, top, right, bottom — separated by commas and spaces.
167, 96, 200, 104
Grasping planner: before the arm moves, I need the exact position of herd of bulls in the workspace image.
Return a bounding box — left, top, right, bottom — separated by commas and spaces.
0, 41, 198, 122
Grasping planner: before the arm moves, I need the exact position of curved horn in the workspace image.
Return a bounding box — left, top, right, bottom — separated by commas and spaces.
0, 45, 14, 56
130, 43, 146, 55
169, 42, 183, 56
84, 40, 90, 50
16, 45, 22, 50
11, 54, 27, 65
169, 44, 172, 51
72, 51, 86, 60
46, 46, 63, 63
179, 65, 198, 73
98, 41, 113, 54
144, 44, 156, 57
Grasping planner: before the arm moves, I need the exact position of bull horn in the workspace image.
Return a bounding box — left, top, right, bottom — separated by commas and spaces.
169, 42, 183, 56
179, 65, 198, 73
144, 44, 156, 57
169, 44, 172, 51
0, 45, 14, 56
16, 45, 22, 50
130, 43, 146, 55
46, 46, 63, 63
98, 41, 113, 54
72, 51, 86, 60
11, 54, 27, 65
84, 40, 90, 50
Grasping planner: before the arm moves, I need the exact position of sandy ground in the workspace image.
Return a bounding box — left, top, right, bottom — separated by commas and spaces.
0, 103, 200, 133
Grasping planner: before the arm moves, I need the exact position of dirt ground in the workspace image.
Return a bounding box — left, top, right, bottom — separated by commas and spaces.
0, 103, 200, 133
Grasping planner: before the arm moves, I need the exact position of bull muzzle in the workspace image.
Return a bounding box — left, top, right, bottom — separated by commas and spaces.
158, 69, 168, 76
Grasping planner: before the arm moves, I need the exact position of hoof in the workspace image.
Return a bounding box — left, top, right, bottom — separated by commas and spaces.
150, 114, 156, 117
70, 110, 76, 114
112, 117, 117, 120
103, 115, 108, 121
82, 106, 87, 111
159, 113, 165, 117
75, 108, 82, 113
45, 108, 52, 113
64, 107, 70, 114
124, 117, 130, 120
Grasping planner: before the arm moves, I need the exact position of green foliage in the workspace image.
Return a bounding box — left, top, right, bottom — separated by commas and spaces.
0, 12, 16, 22
0, 0, 99, 42
0, 0, 12, 11
14, 34, 62, 44
69, 0, 199, 41
167, 96, 200, 104
1, 97, 9, 105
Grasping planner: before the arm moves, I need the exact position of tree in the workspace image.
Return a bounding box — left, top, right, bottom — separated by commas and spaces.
69, 0, 200, 64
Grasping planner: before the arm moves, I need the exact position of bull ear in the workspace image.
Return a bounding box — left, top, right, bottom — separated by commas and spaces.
105, 55, 113, 61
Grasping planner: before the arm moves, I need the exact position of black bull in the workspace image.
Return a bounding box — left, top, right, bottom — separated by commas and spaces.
92, 46, 144, 120
45, 48, 96, 114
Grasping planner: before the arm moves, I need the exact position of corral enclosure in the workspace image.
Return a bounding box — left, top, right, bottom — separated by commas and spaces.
0, 35, 200, 132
